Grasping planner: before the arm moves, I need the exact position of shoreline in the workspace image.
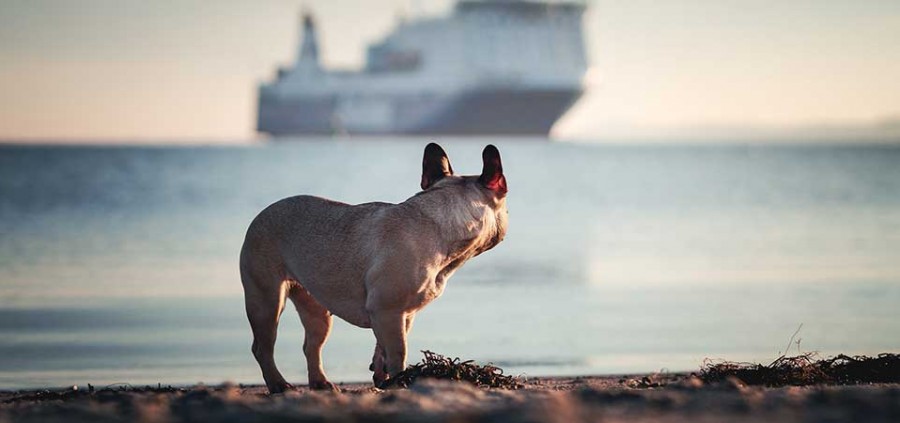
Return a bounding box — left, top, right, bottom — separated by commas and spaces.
3, 375, 898, 423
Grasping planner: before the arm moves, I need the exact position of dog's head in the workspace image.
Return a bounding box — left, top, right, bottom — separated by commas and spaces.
419, 143, 508, 250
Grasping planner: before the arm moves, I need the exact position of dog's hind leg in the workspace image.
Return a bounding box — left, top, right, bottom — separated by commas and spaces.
243, 272, 292, 394
288, 284, 338, 391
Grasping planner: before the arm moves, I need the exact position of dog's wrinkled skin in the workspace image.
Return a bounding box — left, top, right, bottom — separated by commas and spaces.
240, 143, 508, 393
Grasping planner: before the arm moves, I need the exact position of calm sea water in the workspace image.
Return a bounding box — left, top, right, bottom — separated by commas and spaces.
1, 140, 899, 389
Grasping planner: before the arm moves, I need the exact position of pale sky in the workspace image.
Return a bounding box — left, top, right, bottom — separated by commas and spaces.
1, 0, 899, 142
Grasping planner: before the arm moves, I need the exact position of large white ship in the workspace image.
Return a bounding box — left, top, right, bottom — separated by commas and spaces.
257, 0, 588, 136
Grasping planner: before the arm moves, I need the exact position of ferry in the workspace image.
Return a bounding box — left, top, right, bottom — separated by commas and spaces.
257, 0, 588, 136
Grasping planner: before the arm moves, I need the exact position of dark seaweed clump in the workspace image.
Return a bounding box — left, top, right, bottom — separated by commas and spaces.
381, 350, 522, 390
700, 353, 900, 387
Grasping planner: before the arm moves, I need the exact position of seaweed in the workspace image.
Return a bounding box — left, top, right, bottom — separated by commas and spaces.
700, 353, 900, 387
380, 350, 523, 389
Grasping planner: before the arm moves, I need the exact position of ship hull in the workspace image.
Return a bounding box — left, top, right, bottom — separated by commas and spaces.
257, 95, 337, 135
409, 88, 582, 135
257, 88, 582, 137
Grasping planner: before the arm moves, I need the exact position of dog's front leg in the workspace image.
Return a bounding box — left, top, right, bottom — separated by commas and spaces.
370, 313, 415, 386
370, 311, 407, 385
370, 343, 387, 385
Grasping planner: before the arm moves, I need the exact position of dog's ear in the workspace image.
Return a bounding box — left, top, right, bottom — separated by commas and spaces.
479, 144, 507, 195
421, 142, 453, 190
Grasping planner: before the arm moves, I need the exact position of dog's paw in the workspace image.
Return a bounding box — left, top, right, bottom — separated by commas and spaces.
373, 374, 389, 389
309, 380, 340, 392
375, 377, 408, 390
268, 382, 295, 394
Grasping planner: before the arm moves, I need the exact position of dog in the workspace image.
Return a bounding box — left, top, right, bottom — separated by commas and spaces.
240, 143, 508, 393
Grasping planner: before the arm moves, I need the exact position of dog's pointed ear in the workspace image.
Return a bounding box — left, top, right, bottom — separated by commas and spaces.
479, 144, 507, 195
421, 142, 453, 190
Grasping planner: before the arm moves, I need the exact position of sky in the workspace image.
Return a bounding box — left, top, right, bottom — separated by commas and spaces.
1, 0, 899, 142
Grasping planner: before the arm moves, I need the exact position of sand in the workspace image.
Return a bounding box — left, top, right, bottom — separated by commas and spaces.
2, 375, 898, 423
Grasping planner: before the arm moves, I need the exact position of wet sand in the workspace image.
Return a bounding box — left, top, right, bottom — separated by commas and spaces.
2, 375, 898, 423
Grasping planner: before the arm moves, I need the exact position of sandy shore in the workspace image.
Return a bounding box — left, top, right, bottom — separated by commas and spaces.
2, 375, 898, 423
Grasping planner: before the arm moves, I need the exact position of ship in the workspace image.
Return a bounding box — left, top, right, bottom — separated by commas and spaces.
257, 0, 588, 136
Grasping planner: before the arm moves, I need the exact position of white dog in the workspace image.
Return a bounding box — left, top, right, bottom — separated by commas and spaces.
240, 143, 508, 392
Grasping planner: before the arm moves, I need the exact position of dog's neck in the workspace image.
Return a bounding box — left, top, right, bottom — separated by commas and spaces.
403, 184, 506, 261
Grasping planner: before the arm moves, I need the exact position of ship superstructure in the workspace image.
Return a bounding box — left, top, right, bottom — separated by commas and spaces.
257, 0, 588, 136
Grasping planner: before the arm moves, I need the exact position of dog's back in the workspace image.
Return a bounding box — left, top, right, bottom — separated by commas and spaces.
241, 195, 394, 327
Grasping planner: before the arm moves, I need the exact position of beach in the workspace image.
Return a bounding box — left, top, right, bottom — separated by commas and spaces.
4, 0, 900, 419
3, 375, 899, 423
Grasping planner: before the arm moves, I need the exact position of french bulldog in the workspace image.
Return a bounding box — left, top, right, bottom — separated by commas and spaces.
240, 143, 508, 392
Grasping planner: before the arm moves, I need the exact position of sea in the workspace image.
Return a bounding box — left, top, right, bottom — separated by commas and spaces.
1, 139, 899, 389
